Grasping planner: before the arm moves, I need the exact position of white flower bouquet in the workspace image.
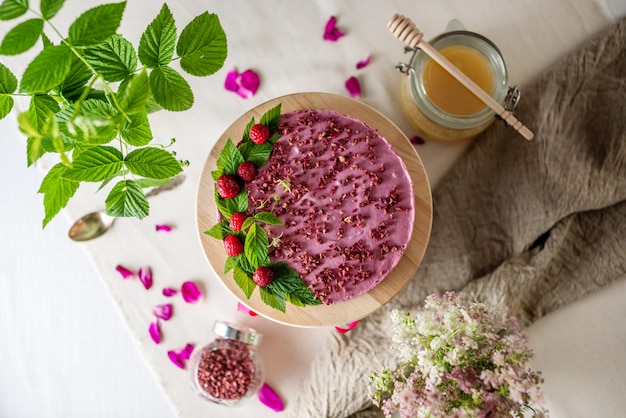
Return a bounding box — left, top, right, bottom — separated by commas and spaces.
370, 292, 548, 417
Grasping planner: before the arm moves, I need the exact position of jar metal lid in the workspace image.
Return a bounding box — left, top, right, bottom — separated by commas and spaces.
213, 321, 263, 346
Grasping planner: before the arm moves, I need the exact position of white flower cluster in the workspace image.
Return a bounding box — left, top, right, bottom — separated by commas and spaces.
370, 292, 548, 418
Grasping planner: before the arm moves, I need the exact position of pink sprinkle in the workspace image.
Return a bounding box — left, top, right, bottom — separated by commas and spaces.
181, 281, 202, 303
356, 54, 371, 70
162, 288, 178, 297
225, 68, 260, 99
258, 382, 285, 412
155, 224, 173, 232
153, 303, 173, 321
335, 321, 359, 333
138, 266, 153, 290
237, 302, 258, 316
345, 76, 361, 98
149, 320, 161, 344
167, 350, 186, 369
323, 16, 345, 42
116, 265, 134, 279
410, 135, 425, 145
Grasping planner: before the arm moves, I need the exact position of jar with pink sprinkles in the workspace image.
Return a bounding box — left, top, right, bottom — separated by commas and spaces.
190, 321, 263, 406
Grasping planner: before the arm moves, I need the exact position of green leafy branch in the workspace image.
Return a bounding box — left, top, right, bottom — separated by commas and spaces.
0, 0, 227, 226
204, 104, 322, 312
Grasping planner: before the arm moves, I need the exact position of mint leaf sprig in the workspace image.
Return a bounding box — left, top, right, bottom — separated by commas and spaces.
204, 103, 322, 312
0, 1, 227, 227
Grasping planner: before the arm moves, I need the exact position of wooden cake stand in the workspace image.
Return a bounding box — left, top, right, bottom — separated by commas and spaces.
196, 92, 432, 327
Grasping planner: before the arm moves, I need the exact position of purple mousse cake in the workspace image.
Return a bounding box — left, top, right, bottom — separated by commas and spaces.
246, 109, 415, 305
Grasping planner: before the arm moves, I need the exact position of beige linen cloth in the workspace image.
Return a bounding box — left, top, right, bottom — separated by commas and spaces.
288, 18, 626, 418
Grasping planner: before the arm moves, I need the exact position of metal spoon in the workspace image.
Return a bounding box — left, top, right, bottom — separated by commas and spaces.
68, 175, 186, 242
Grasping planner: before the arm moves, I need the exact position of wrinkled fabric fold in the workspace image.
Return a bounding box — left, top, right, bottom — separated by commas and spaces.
288, 18, 626, 418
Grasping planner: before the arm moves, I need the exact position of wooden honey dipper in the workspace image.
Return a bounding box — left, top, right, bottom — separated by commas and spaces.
388, 13, 534, 140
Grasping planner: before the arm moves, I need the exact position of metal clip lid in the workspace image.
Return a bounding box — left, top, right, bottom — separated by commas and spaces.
213, 321, 263, 346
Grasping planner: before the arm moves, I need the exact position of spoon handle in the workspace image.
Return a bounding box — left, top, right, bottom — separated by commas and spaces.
145, 174, 186, 198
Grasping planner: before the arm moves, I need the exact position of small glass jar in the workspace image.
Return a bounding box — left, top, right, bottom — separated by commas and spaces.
397, 22, 519, 142
190, 321, 263, 406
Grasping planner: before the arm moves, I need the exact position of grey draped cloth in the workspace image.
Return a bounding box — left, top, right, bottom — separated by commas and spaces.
287, 17, 626, 418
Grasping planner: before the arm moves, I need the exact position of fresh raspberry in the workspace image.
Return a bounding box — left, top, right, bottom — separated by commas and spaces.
229, 212, 247, 231
252, 266, 275, 287
216, 174, 241, 198
249, 123, 270, 144
237, 161, 258, 182
223, 234, 244, 257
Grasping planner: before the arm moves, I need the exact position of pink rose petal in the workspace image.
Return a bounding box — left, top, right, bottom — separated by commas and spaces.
225, 68, 260, 99
323, 16, 345, 42
181, 281, 202, 303
410, 135, 425, 145
149, 320, 161, 344
153, 303, 173, 321
345, 76, 361, 98
356, 54, 371, 70
116, 265, 134, 279
258, 382, 285, 412
167, 350, 186, 369
138, 266, 153, 290
155, 224, 173, 232
237, 302, 258, 316
162, 287, 178, 297
179, 343, 195, 360
335, 320, 359, 333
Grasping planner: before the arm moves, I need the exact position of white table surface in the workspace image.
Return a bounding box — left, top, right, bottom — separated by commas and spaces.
2, 1, 626, 417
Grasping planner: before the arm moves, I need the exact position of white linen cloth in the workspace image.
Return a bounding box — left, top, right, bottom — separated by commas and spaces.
1, 1, 625, 417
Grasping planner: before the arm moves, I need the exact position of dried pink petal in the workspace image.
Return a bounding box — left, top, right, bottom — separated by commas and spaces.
237, 302, 258, 316
116, 265, 134, 279
410, 135, 425, 145
225, 68, 260, 99
179, 343, 195, 360
153, 303, 173, 321
155, 224, 173, 232
138, 266, 153, 290
356, 54, 372, 70
323, 16, 345, 42
258, 382, 285, 412
181, 281, 202, 303
345, 76, 361, 98
335, 320, 359, 333
162, 287, 178, 297
149, 320, 161, 344
167, 350, 186, 369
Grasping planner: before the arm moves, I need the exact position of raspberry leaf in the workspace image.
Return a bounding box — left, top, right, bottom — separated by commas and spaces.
233, 266, 256, 299
204, 218, 232, 240
61, 145, 124, 182
84, 34, 138, 82
120, 110, 153, 146
0, 18, 43, 55
238, 141, 272, 167
40, 0, 65, 20
138, 3, 176, 68
105, 179, 149, 218
149, 65, 193, 111
254, 212, 282, 226
177, 12, 227, 77
38, 162, 79, 228
0, 0, 28, 20
20, 44, 72, 93
216, 139, 244, 176
259, 286, 286, 313
259, 103, 282, 133
124, 146, 182, 179
67, 2, 126, 47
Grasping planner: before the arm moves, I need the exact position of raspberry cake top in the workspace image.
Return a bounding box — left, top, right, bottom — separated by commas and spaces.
247, 109, 415, 304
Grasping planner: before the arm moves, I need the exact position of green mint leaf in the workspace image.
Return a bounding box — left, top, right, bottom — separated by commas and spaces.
61, 145, 123, 182
138, 3, 176, 68
244, 223, 269, 269
237, 141, 272, 167
176, 12, 227, 77
38, 162, 79, 228
0, 18, 43, 55
68, 1, 126, 47
260, 103, 282, 133
259, 287, 286, 312
20, 44, 72, 93
0, 0, 28, 21
204, 218, 231, 240
119, 69, 150, 114
28, 94, 58, 134
233, 266, 256, 299
40, 0, 64, 20
124, 146, 182, 179
149, 65, 193, 111
216, 139, 244, 175
254, 212, 283, 225
120, 110, 152, 146
105, 179, 149, 219
58, 55, 92, 99
84, 34, 137, 82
